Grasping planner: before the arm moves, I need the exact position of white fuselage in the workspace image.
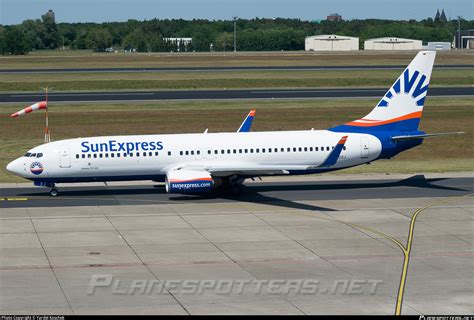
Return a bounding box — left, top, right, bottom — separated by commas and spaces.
7, 130, 382, 182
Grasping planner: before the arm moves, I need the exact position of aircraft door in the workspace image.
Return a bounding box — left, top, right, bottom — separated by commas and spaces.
59, 145, 71, 168
361, 137, 369, 159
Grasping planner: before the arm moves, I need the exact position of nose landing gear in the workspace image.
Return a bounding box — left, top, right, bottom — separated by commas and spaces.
50, 188, 59, 197
33, 181, 59, 197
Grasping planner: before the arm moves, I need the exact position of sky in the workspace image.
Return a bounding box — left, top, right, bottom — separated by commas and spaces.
0, 0, 472, 25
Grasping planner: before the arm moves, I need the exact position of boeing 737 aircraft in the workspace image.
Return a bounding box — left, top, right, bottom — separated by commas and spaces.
6, 51, 461, 196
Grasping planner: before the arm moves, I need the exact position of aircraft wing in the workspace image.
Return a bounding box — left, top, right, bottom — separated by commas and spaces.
169, 135, 349, 177
174, 163, 308, 177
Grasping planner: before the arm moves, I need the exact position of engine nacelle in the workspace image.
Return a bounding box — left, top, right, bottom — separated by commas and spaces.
165, 169, 214, 194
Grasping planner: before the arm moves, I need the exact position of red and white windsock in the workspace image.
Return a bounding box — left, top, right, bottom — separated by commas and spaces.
10, 101, 48, 118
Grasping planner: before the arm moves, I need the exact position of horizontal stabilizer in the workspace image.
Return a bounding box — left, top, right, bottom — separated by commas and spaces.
392, 132, 464, 141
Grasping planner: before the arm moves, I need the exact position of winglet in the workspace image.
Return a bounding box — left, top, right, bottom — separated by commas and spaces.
237, 110, 256, 132
319, 136, 348, 167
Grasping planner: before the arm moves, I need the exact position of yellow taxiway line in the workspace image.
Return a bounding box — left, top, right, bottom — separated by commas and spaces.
0, 197, 28, 201
284, 193, 472, 315
395, 193, 472, 315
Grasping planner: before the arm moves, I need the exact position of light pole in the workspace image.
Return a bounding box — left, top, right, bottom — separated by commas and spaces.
457, 16, 461, 49
233, 16, 237, 52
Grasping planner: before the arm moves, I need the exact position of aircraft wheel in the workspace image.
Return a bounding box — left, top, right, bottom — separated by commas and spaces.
50, 188, 59, 197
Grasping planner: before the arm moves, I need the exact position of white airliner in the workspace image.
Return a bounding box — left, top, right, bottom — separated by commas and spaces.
6, 51, 461, 196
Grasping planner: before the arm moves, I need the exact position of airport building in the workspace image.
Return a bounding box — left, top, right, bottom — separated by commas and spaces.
454, 29, 474, 49
364, 37, 422, 50
305, 34, 359, 51
427, 42, 451, 51
326, 13, 343, 21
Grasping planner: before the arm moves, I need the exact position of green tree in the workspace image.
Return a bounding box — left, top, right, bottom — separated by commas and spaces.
122, 28, 147, 52
89, 28, 113, 51
40, 13, 61, 49
215, 32, 233, 51
0, 28, 6, 55
2, 26, 31, 55
21, 19, 48, 49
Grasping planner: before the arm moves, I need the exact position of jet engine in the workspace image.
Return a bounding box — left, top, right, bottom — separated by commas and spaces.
165, 169, 214, 194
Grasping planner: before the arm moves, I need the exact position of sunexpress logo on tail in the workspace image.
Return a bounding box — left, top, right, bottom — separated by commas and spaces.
377, 69, 429, 108
81, 140, 164, 153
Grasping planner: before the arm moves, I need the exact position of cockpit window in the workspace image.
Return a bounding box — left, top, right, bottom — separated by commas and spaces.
24, 152, 43, 158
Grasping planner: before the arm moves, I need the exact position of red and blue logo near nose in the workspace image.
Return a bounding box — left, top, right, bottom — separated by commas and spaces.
30, 161, 44, 175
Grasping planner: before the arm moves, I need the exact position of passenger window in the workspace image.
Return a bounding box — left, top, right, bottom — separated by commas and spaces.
99, 154, 103, 158
185, 151, 189, 155
197, 150, 200, 155
293, 148, 296, 152
298, 147, 302, 152
262, 149, 265, 153
208, 150, 211, 154
233, 149, 237, 154
239, 149, 242, 154
180, 151, 183, 156
168, 151, 171, 156
275, 148, 278, 152
82, 154, 85, 159
343, 146, 346, 150
123, 153, 127, 157
155, 151, 158, 156
309, 147, 313, 151
93, 154, 97, 158
250, 149, 254, 153
105, 154, 109, 158
214, 150, 218, 154
111, 153, 115, 158
326, 147, 330, 151
281, 148, 284, 152
191, 151, 194, 155
315, 147, 319, 151
136, 152, 140, 157
88, 154, 91, 158
144, 152, 147, 156
221, 150, 225, 154
76, 154, 79, 159
149, 152, 152, 156
245, 149, 248, 153
287, 148, 291, 152
227, 150, 231, 154
304, 147, 308, 152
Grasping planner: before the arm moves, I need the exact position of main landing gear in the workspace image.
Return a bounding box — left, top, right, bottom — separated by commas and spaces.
49, 184, 59, 197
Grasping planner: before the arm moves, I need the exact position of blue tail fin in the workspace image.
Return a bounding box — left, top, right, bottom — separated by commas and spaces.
331, 51, 436, 133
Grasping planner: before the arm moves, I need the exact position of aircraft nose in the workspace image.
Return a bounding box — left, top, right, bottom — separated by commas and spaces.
6, 159, 23, 176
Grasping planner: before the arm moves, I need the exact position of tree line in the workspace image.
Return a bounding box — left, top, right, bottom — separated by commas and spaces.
1, 16, 473, 55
